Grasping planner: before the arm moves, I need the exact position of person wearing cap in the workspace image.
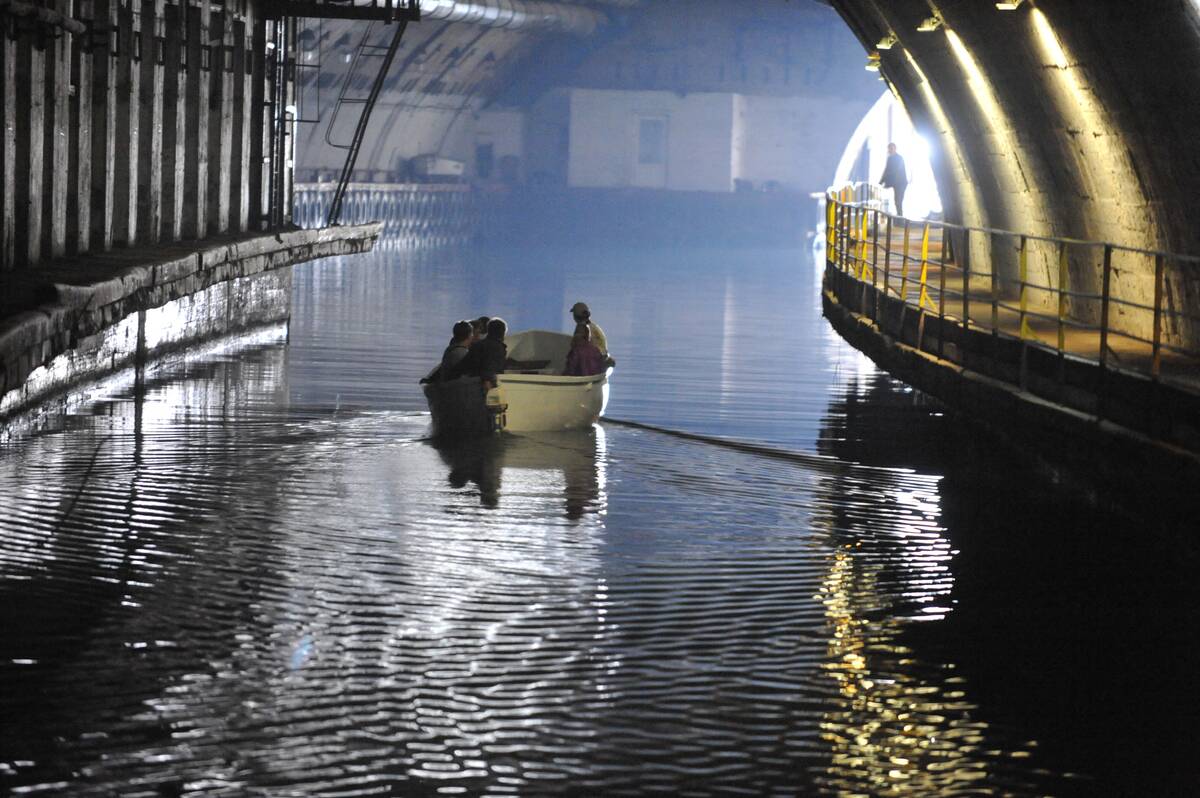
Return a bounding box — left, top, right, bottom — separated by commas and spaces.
569, 302, 612, 364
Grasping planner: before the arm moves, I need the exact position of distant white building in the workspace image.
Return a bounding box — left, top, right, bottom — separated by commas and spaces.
522, 87, 865, 194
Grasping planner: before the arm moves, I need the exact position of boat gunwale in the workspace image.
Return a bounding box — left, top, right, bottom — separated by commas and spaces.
498, 371, 610, 386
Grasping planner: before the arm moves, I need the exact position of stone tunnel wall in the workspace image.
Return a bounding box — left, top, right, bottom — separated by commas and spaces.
829, 0, 1200, 348
0, 224, 380, 420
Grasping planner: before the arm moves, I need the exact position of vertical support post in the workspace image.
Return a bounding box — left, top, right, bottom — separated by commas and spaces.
68, 2, 94, 254
112, 0, 140, 244
138, 0, 165, 243
961, 229, 971, 366
870, 209, 879, 289
43, 0, 71, 258
1056, 241, 1069, 384
870, 209, 880, 320
851, 204, 859, 275
90, 0, 117, 250
161, 0, 185, 240
1018, 235, 1032, 339
836, 203, 845, 270
1097, 244, 1113, 418
825, 197, 836, 254
230, 15, 251, 232
857, 205, 869, 280
1098, 244, 1113, 369
825, 195, 835, 252
917, 222, 933, 310
14, 27, 46, 266
281, 17, 296, 227
183, 0, 210, 239
207, 2, 233, 234
1, 23, 17, 268
899, 219, 911, 300
990, 239, 1000, 341
1152, 253, 1164, 380
248, 12, 265, 230
1057, 242, 1068, 354
937, 223, 947, 358
882, 214, 892, 297
264, 18, 278, 228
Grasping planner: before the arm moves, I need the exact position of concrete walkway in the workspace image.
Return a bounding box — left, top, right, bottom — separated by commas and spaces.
1, 224, 381, 414
837, 228, 1200, 393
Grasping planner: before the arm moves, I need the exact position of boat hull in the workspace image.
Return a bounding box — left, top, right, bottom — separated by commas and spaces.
423, 329, 611, 437
423, 371, 610, 437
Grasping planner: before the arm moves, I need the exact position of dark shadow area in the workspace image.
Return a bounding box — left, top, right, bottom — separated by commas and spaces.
818, 372, 1200, 796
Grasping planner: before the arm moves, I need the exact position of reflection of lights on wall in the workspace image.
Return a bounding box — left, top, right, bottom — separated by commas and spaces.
1031, 9, 1069, 68
902, 49, 984, 227
1030, 8, 1145, 252
945, 30, 1005, 127
944, 29, 1049, 234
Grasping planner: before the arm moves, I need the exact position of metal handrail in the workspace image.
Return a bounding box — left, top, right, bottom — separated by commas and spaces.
824, 192, 1200, 390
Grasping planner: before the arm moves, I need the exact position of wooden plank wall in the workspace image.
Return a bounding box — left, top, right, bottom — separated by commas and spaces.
0, 0, 295, 272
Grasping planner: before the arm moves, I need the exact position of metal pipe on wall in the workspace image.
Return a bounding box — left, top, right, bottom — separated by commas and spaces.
418, 0, 608, 35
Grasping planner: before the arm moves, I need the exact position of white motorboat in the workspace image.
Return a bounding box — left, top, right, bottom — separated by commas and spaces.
422, 329, 611, 436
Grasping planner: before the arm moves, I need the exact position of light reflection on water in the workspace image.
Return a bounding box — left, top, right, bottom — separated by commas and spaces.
0, 245, 1195, 795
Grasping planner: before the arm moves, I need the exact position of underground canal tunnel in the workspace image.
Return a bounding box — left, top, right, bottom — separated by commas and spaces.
1, 0, 1199, 795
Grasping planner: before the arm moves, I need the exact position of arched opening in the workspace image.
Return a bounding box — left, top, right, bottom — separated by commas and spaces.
832, 90, 941, 220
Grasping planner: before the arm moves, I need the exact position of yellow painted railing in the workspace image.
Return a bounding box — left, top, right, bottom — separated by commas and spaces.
823, 192, 1200, 391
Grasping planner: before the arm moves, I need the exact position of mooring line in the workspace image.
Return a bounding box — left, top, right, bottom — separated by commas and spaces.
599, 417, 840, 471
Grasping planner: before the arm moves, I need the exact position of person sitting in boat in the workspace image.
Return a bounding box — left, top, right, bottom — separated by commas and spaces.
457, 317, 508, 389
570, 302, 615, 367
440, 320, 473, 378
564, 322, 606, 377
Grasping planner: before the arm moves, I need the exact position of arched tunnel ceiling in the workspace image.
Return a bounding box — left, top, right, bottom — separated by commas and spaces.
298, 0, 1200, 270
831, 0, 1200, 257
294, 0, 879, 182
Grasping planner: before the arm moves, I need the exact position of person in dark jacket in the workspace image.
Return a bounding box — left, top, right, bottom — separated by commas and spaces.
879, 142, 908, 217
458, 317, 507, 389
440, 320, 473, 378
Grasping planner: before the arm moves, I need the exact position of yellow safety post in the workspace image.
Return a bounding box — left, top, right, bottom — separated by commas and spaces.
899, 220, 912, 299
917, 223, 937, 311
858, 208, 872, 281
1057, 242, 1068, 353
1018, 235, 1035, 340
826, 199, 837, 254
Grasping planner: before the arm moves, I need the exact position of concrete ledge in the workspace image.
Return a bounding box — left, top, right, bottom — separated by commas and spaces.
822, 265, 1200, 510
0, 224, 381, 419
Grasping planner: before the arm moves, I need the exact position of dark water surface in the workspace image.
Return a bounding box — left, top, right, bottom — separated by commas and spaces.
2, 246, 1197, 796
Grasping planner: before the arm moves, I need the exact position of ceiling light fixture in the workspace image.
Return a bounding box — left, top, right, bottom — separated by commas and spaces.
996, 0, 1024, 9
865, 52, 881, 71
876, 33, 897, 50
917, 14, 944, 32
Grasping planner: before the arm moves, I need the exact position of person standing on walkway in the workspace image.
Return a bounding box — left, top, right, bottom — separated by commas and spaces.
879, 143, 909, 217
